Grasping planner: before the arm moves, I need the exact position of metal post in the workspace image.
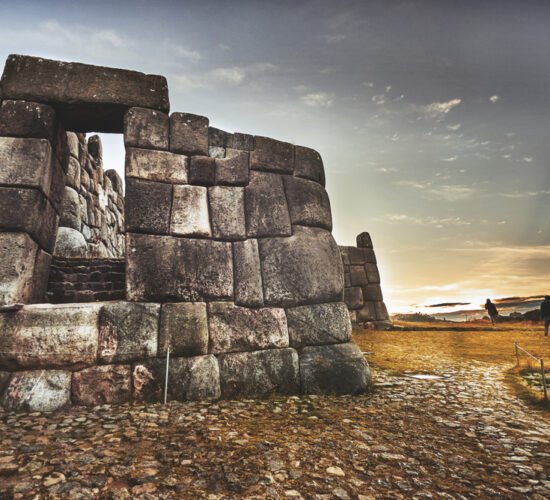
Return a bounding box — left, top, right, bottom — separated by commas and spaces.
164, 348, 170, 404
541, 359, 548, 402
515, 341, 520, 367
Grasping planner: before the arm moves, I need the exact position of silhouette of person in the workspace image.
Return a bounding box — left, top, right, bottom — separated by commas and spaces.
485, 299, 498, 325
540, 295, 550, 336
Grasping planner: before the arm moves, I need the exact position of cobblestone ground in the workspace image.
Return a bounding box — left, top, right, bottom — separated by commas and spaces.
0, 359, 549, 498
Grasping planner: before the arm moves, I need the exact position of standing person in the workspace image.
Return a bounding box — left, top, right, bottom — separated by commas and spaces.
485, 299, 498, 325
540, 296, 550, 336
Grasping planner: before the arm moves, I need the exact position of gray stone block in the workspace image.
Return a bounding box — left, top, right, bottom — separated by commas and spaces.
125, 178, 172, 234
1, 370, 71, 412
286, 302, 352, 348
189, 155, 216, 186
209, 186, 246, 240
0, 303, 101, 370
0, 99, 56, 142
59, 185, 81, 230
300, 343, 371, 395
171, 185, 211, 237
364, 263, 380, 284
209, 126, 230, 147
350, 265, 368, 286
1, 54, 169, 132
208, 302, 288, 354
124, 107, 169, 150
170, 112, 209, 156
215, 149, 249, 186
30, 248, 52, 304
344, 287, 364, 310
66, 156, 81, 190
0, 137, 53, 194
133, 355, 220, 402
362, 247, 377, 264
356, 232, 373, 248
259, 226, 344, 306
72, 365, 132, 406
357, 303, 376, 322
374, 301, 389, 321
53, 227, 88, 258
228, 132, 254, 151
87, 134, 103, 167
362, 284, 383, 302
98, 302, 160, 363
0, 232, 38, 305
250, 136, 294, 174
126, 147, 188, 184
283, 176, 332, 230
245, 171, 291, 237
159, 302, 208, 357
348, 247, 364, 265
233, 239, 263, 306
294, 145, 325, 186
127, 233, 233, 302
218, 348, 299, 398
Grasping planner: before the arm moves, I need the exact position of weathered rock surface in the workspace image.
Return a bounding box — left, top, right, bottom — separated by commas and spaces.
126, 147, 187, 184
127, 234, 233, 301
283, 176, 332, 230
123, 107, 169, 150
72, 365, 132, 406
250, 136, 294, 174
344, 287, 364, 310
170, 185, 211, 237
208, 186, 246, 240
245, 172, 291, 237
215, 149, 249, 186
1, 54, 169, 132
0, 232, 37, 305
300, 343, 370, 395
188, 156, 216, 186
218, 348, 300, 398
98, 302, 160, 363
259, 226, 344, 306
294, 145, 326, 186
208, 302, 288, 353
233, 239, 264, 306
1, 370, 71, 412
125, 178, 172, 234
170, 112, 209, 156
350, 265, 368, 286
0, 303, 101, 370
53, 227, 87, 258
229, 132, 254, 150
286, 302, 352, 348
0, 100, 56, 141
159, 303, 208, 356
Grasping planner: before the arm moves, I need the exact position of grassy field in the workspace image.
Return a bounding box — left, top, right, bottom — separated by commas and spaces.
352, 319, 550, 407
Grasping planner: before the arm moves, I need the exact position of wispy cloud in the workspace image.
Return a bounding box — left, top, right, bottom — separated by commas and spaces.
446, 123, 462, 131
495, 189, 550, 199
164, 39, 201, 62
323, 33, 346, 44
442, 155, 458, 162
397, 180, 476, 201
522, 157, 534, 163
489, 95, 500, 103
423, 98, 462, 119
300, 92, 334, 108
386, 213, 471, 228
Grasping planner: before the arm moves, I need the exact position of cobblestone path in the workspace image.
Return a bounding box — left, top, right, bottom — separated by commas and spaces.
0, 359, 548, 499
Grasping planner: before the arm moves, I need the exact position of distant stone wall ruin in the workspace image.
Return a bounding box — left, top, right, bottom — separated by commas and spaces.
340, 232, 391, 328
0, 54, 371, 411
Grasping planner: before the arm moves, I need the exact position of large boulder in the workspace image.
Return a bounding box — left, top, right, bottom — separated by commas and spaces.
72, 364, 132, 406
53, 227, 88, 258
0, 232, 38, 305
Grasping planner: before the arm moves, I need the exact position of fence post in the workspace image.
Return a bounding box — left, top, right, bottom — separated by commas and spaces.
541, 359, 548, 402
164, 348, 170, 404
515, 340, 520, 367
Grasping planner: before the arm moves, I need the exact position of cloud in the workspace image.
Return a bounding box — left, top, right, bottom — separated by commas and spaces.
209, 63, 278, 85
362, 81, 374, 88
386, 213, 471, 228
489, 95, 499, 103
374, 167, 398, 173
371, 94, 386, 104
300, 92, 334, 108
495, 189, 550, 199
423, 98, 462, 119
442, 155, 458, 162
173, 74, 207, 92
165, 40, 202, 62
522, 157, 534, 163
446, 123, 462, 131
323, 33, 346, 44
397, 180, 475, 201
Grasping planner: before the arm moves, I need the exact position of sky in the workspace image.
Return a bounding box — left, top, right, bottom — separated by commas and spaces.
1, 0, 549, 314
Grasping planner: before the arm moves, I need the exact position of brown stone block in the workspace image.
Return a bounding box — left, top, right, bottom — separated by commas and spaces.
126, 233, 233, 302
0, 232, 38, 305
250, 136, 294, 174
357, 302, 376, 322
259, 226, 344, 307
356, 232, 373, 248
374, 301, 389, 321
218, 348, 299, 398
208, 186, 246, 240
72, 364, 132, 406
0, 187, 58, 252
29, 249, 52, 303
215, 149, 249, 186
124, 107, 169, 150
1, 55, 169, 132
344, 287, 364, 310
362, 284, 383, 302
365, 262, 380, 283
0, 99, 56, 141
350, 265, 368, 286
159, 302, 208, 357
125, 178, 172, 234
126, 147, 188, 184
348, 247, 364, 265
59, 186, 81, 231
294, 145, 325, 186
189, 155, 216, 186
233, 239, 263, 306
209, 127, 230, 147
245, 171, 291, 237
283, 176, 332, 230
169, 112, 209, 156
171, 185, 211, 237
228, 132, 254, 151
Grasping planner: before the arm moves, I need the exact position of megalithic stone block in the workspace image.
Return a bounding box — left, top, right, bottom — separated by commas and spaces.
0, 232, 38, 305
250, 136, 294, 174
208, 186, 246, 240
300, 343, 371, 395
125, 147, 188, 184
344, 287, 364, 310
171, 185, 211, 237
0, 100, 56, 142
283, 176, 332, 230
188, 156, 216, 186
125, 178, 172, 234
356, 232, 373, 248
72, 364, 132, 406
124, 107, 169, 150
126, 233, 233, 302
233, 239, 263, 306
1, 55, 169, 132
259, 226, 344, 306
215, 149, 249, 186
169, 112, 209, 156
294, 145, 325, 186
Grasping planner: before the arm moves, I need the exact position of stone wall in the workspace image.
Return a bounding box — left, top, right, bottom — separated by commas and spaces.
0, 54, 372, 410
55, 133, 124, 259
340, 232, 391, 328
